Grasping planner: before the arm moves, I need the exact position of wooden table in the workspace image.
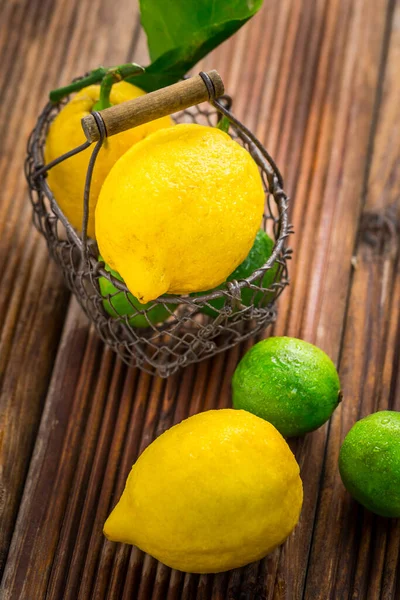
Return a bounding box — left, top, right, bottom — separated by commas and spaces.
1, 0, 399, 598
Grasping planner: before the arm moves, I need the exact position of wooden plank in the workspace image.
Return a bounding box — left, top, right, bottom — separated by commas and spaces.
304, 1, 400, 595
0, 0, 140, 579
0, 0, 79, 569
0, 244, 69, 573
266, 0, 394, 596
1, 300, 93, 598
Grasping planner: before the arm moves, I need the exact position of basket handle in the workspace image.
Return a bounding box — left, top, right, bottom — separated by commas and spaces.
81, 70, 224, 143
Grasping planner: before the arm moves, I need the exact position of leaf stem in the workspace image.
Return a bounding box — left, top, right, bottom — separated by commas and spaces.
49, 63, 145, 106
93, 63, 145, 111
49, 67, 108, 103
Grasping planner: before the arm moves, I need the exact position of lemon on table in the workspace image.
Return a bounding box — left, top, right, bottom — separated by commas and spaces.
232, 337, 342, 437
104, 409, 303, 573
96, 124, 265, 304
339, 411, 400, 517
45, 81, 172, 238
192, 229, 279, 317
98, 258, 174, 328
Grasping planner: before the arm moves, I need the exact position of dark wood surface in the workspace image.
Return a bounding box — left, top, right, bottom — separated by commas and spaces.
0, 0, 399, 598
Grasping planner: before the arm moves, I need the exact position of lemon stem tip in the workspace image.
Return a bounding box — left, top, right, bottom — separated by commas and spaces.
93, 63, 145, 112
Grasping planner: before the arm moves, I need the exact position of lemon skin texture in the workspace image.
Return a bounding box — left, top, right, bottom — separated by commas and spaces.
232, 337, 341, 437
45, 81, 173, 238
96, 124, 265, 304
104, 409, 303, 574
98, 259, 174, 328
339, 411, 400, 517
192, 229, 279, 317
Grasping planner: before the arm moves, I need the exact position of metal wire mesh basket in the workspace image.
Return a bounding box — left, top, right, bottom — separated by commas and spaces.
26, 69, 292, 377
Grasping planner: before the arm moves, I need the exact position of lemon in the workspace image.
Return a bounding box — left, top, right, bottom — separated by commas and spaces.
45, 81, 172, 238
99, 257, 174, 327
339, 411, 400, 517
232, 337, 342, 437
96, 124, 265, 304
104, 409, 303, 573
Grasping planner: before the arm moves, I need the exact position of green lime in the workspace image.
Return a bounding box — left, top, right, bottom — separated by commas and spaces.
339, 411, 400, 517
98, 258, 174, 328
232, 337, 342, 437
192, 230, 279, 317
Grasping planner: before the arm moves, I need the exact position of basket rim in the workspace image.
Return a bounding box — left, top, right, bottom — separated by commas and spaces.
30, 91, 291, 306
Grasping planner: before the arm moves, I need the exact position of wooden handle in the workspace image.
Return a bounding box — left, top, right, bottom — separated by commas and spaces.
81, 70, 224, 143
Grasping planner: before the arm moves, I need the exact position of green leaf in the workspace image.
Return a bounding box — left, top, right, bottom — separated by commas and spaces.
130, 0, 263, 92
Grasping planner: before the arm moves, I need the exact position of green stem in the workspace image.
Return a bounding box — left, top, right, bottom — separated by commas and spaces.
49, 63, 145, 106
49, 67, 108, 103
94, 73, 115, 111
93, 63, 145, 111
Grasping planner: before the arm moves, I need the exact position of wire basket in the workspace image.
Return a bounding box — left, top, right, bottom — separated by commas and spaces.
26, 70, 292, 377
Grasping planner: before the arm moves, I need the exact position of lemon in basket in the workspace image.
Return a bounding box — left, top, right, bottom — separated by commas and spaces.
104, 409, 303, 573
96, 123, 265, 304
45, 81, 172, 238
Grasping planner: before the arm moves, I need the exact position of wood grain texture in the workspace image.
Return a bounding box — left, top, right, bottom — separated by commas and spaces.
0, 0, 140, 579
304, 3, 400, 596
82, 70, 225, 141
0, 0, 399, 598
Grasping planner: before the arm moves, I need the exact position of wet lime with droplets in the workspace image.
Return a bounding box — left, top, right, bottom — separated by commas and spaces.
339, 411, 400, 517
232, 337, 342, 437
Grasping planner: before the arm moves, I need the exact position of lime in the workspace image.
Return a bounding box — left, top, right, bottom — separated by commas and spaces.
192, 229, 279, 317
232, 336, 342, 437
99, 259, 174, 328
339, 411, 400, 517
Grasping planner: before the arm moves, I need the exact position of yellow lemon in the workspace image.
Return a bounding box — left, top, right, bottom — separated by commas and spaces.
104, 409, 303, 573
45, 81, 172, 238
96, 124, 265, 303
